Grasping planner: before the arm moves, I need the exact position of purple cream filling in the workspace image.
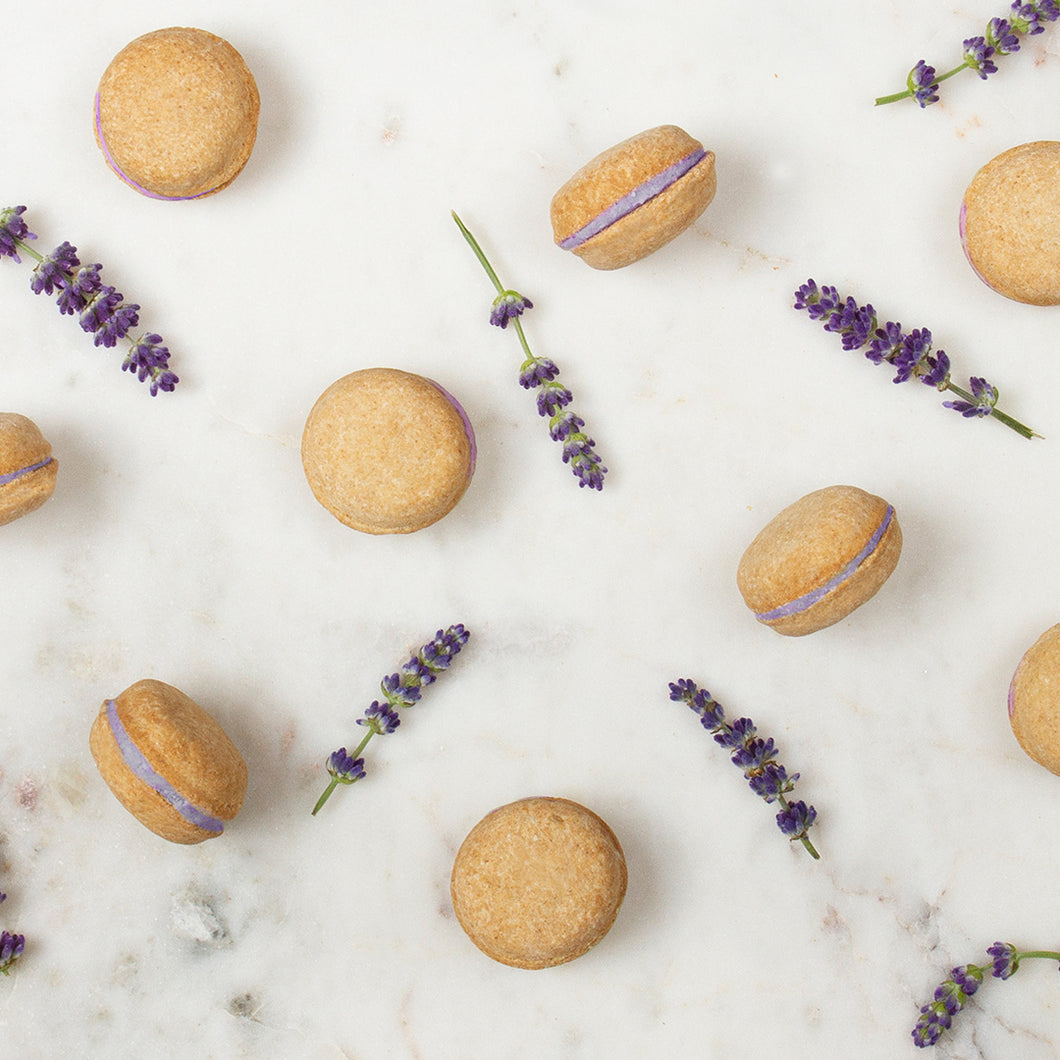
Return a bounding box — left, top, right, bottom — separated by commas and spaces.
0, 456, 53, 487
958, 199, 993, 290
756, 506, 895, 622
106, 699, 224, 833
94, 93, 216, 202
427, 379, 477, 478
558, 147, 709, 251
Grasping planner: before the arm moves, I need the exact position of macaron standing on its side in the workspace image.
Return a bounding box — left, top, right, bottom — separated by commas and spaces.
301, 367, 476, 535
737, 485, 903, 637
450, 796, 627, 969
550, 124, 717, 270
0, 413, 58, 527
1009, 624, 1060, 776
960, 140, 1060, 306
95, 27, 260, 200
89, 679, 248, 844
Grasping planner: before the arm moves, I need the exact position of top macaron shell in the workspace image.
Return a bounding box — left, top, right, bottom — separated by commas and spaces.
95, 27, 260, 200
0, 412, 58, 527
550, 125, 717, 270
737, 485, 902, 637
301, 368, 476, 535
1008, 623, 1060, 777
960, 141, 1060, 306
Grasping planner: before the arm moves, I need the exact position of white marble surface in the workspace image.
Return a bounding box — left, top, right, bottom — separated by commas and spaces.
2, 1, 1060, 1056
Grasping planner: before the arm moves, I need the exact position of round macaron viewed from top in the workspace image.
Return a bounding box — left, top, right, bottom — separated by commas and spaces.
1008, 623, 1060, 777
95, 27, 259, 200
301, 367, 476, 535
960, 141, 1060, 306
550, 124, 717, 270
89, 678, 247, 844
450, 797, 627, 969
737, 485, 902, 637
0, 412, 58, 527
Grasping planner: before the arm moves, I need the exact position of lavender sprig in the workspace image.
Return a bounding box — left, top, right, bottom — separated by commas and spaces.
912, 943, 1060, 1047
452, 211, 607, 490
794, 279, 1039, 440
876, 1, 1059, 107
0, 891, 24, 977
0, 206, 178, 395
668, 679, 820, 859
312, 624, 471, 815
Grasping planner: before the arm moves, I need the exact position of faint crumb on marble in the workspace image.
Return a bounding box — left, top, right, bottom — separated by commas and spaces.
170, 886, 230, 947
108, 951, 138, 986
15, 775, 37, 811
227, 991, 263, 1020
51, 763, 88, 808
381, 117, 402, 143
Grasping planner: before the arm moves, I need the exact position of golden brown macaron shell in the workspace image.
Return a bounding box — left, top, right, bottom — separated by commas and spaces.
301, 368, 476, 535
1009, 623, 1060, 776
95, 27, 259, 200
737, 485, 902, 637
550, 125, 717, 270
89, 678, 247, 844
960, 141, 1060, 306
450, 796, 627, 969
0, 412, 58, 527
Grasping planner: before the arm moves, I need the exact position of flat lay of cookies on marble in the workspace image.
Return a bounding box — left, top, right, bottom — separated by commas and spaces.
3, 2, 1060, 1057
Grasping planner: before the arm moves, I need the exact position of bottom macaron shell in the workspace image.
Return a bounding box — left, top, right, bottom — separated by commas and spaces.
1009, 624, 1060, 777
0, 459, 58, 526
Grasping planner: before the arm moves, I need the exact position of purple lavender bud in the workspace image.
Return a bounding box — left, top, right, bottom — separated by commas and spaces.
867, 320, 904, 365
92, 301, 141, 348
987, 941, 1020, 979
731, 736, 778, 771
489, 290, 533, 329
1038, 0, 1060, 21
0, 931, 25, 966
151, 370, 179, 396
1011, 1, 1046, 34
29, 241, 80, 295
518, 357, 560, 389
920, 349, 951, 389
326, 748, 366, 782
943, 375, 998, 417
892, 327, 934, 383
748, 762, 796, 802
963, 36, 998, 77
0, 206, 35, 262
987, 17, 1021, 53
793, 279, 820, 312
536, 382, 573, 418
380, 671, 421, 707
359, 700, 401, 735
908, 59, 940, 106
776, 799, 818, 838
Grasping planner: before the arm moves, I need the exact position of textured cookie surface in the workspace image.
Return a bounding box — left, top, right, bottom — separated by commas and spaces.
550, 125, 716, 270
89, 678, 247, 844
95, 27, 259, 199
450, 796, 627, 969
737, 485, 902, 636
302, 368, 475, 534
1009, 624, 1060, 776
961, 141, 1060, 305
0, 412, 58, 526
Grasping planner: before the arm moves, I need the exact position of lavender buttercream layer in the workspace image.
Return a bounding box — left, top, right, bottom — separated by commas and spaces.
105, 699, 224, 833
94, 93, 215, 202
0, 456, 53, 487
558, 147, 708, 251
756, 506, 895, 622
427, 379, 477, 478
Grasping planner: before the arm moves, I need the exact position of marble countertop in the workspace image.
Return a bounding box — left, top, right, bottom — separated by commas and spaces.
3, 1, 1060, 1057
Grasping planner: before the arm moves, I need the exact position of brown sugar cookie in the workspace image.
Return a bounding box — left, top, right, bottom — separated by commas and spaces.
450, 797, 627, 969
0, 413, 58, 526
90, 678, 247, 844
737, 485, 902, 637
95, 27, 259, 200
301, 367, 476, 534
1009, 623, 1060, 776
550, 125, 716, 270
960, 141, 1060, 306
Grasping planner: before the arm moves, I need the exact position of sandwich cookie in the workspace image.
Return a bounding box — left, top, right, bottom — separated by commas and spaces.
0, 413, 58, 526
1009, 623, 1060, 776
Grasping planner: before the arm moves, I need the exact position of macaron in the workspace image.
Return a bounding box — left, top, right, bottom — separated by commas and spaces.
95, 27, 260, 200
0, 413, 58, 526
737, 485, 902, 637
450, 796, 627, 969
550, 124, 716, 270
301, 367, 476, 534
960, 141, 1060, 306
90, 678, 247, 844
1008, 623, 1060, 776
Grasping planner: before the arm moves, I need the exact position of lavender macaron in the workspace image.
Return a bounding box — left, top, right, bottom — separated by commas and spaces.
0, 413, 58, 527
550, 125, 717, 270
737, 485, 903, 637
1009, 623, 1060, 776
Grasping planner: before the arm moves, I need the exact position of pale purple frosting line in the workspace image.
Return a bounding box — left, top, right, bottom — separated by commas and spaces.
94, 92, 215, 202
106, 699, 224, 833
756, 506, 895, 622
558, 147, 708, 251
0, 456, 53, 487
427, 379, 477, 478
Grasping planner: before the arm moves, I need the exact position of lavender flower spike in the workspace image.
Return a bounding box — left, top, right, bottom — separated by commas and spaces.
794, 279, 1039, 439
312, 624, 471, 815
452, 211, 607, 490
876, 1, 1059, 107
0, 893, 24, 976
912, 943, 1060, 1047
667, 679, 820, 859
0, 206, 179, 395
